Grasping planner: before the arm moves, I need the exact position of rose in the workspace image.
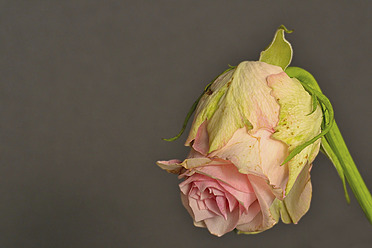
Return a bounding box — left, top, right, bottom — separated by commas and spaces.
157, 61, 322, 236
179, 162, 277, 237
180, 162, 271, 236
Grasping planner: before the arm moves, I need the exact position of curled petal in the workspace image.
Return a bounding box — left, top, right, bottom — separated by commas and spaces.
187, 61, 282, 153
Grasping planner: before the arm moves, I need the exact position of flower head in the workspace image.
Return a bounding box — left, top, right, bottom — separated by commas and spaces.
158, 61, 323, 235
157, 25, 372, 235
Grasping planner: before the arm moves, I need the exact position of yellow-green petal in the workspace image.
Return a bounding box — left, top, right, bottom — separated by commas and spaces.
186, 61, 283, 153
267, 72, 322, 194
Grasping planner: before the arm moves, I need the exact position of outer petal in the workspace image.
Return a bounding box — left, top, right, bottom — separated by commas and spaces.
210, 128, 288, 198
156, 156, 231, 175
267, 72, 322, 194
270, 162, 312, 224
156, 159, 183, 174
186, 61, 283, 153
203, 209, 240, 237
194, 163, 254, 194
192, 121, 209, 155
180, 193, 207, 228
237, 200, 261, 225
210, 128, 263, 177
236, 175, 277, 233
185, 69, 234, 147
258, 130, 289, 196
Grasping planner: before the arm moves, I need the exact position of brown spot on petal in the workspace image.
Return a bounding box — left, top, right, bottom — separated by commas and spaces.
206, 89, 213, 95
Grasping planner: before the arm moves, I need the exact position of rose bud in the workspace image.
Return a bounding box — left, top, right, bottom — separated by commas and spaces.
157, 26, 372, 236
157, 61, 323, 236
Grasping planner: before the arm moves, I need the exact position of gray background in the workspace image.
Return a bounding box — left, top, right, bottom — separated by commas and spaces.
0, 0, 371, 247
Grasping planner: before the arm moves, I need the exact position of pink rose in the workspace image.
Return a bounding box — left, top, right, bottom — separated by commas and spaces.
157, 61, 322, 236
179, 162, 276, 236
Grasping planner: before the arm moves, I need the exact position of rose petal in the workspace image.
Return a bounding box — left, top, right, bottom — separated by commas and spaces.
268, 72, 322, 194
197, 199, 207, 210
204, 208, 240, 237
237, 200, 261, 225
210, 128, 263, 176
281, 163, 312, 223
188, 197, 216, 222
156, 159, 183, 174
236, 175, 277, 232
192, 121, 209, 155
219, 181, 256, 211
187, 61, 283, 153
210, 128, 288, 198
224, 191, 239, 212
181, 193, 212, 229
254, 129, 289, 198
195, 163, 254, 193
204, 198, 223, 217
216, 195, 228, 220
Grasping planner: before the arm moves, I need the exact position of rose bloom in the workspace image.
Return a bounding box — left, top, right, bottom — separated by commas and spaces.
157, 61, 322, 236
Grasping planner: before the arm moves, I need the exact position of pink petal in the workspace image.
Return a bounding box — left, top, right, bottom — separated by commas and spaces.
254, 129, 288, 197
237, 175, 277, 232
179, 173, 209, 193
204, 208, 240, 237
216, 196, 228, 220
204, 198, 222, 217
192, 121, 209, 155
156, 159, 183, 174
209, 128, 264, 176
281, 163, 312, 224
188, 197, 216, 222
193, 180, 224, 193
200, 190, 211, 200
196, 163, 254, 193
197, 199, 207, 210
218, 180, 257, 211
224, 191, 238, 212
237, 200, 261, 225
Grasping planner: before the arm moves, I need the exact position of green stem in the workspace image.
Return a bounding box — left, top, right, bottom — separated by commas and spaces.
325, 122, 372, 223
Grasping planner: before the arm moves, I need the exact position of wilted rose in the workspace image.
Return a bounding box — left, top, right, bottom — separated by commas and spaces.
157, 61, 322, 236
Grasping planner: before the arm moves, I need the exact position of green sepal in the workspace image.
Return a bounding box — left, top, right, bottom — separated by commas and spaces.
285, 66, 372, 224
308, 92, 318, 116
162, 66, 236, 142
162, 93, 203, 141
259, 25, 293, 70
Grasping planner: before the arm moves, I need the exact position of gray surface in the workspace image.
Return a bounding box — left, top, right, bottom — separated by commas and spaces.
0, 0, 371, 247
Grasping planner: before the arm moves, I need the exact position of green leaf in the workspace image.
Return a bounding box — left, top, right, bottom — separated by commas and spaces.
259, 25, 293, 70
285, 66, 372, 224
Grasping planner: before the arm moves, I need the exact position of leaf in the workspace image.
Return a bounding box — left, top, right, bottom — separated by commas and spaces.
259, 25, 293, 70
